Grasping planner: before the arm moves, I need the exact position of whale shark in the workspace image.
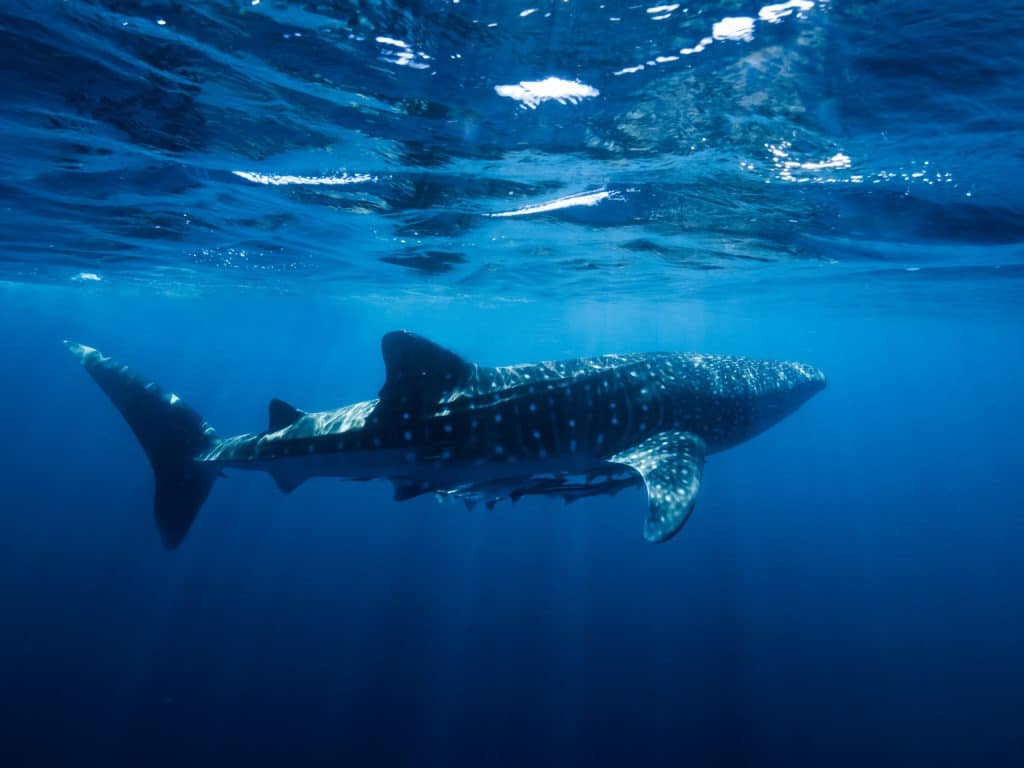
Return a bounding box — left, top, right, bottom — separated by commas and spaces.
65, 331, 826, 548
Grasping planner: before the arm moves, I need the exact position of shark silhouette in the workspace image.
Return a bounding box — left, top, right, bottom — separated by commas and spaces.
66, 331, 826, 547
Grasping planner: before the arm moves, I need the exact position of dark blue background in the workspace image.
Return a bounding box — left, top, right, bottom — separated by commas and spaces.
2, 0, 1023, 764
2, 282, 1022, 766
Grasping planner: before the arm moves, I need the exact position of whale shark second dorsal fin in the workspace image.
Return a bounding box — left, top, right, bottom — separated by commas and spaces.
268, 398, 304, 432
378, 331, 473, 413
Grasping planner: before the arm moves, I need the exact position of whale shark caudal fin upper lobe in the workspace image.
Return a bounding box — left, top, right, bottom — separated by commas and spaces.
610, 431, 706, 543
64, 341, 220, 549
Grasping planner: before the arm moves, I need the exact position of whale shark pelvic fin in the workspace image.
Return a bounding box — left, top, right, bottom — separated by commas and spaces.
392, 479, 430, 501
269, 468, 305, 494
610, 431, 706, 543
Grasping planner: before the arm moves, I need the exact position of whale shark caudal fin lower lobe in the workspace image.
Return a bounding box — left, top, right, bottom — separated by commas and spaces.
64, 341, 220, 549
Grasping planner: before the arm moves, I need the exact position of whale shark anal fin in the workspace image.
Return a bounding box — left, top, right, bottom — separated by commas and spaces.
378, 330, 474, 414
609, 431, 706, 543
268, 398, 304, 432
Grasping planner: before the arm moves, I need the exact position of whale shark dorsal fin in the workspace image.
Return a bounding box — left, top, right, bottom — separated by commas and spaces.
268, 398, 304, 432
379, 331, 473, 412
610, 431, 706, 543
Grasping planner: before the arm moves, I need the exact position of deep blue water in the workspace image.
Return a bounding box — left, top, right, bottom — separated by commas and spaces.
2, 1, 1023, 766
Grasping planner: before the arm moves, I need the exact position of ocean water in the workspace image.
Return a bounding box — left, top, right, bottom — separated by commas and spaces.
2, 1, 1023, 765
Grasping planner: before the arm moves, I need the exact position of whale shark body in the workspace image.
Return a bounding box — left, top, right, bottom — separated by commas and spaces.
66, 331, 826, 548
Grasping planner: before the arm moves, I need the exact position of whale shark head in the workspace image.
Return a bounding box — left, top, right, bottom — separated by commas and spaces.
749, 360, 827, 435
793, 362, 828, 395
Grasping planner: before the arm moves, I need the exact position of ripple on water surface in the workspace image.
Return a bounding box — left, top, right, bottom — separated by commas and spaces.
0, 1, 1021, 299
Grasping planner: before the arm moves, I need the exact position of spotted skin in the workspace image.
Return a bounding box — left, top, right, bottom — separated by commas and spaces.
610, 431, 705, 543
200, 332, 825, 539
67, 331, 826, 546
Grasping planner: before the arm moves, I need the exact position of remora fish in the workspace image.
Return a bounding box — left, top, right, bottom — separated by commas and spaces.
65, 331, 826, 548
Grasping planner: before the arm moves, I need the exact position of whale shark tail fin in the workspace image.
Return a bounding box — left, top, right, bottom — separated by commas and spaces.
64, 341, 220, 549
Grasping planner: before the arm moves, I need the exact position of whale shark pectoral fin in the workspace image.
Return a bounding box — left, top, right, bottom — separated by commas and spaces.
268, 398, 304, 432
378, 331, 474, 413
609, 431, 706, 543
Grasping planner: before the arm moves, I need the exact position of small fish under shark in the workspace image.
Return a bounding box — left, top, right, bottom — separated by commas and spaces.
65, 331, 826, 548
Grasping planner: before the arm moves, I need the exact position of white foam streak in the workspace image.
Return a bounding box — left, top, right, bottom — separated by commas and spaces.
759, 1, 814, 23
616, 2, 816, 74
766, 143, 859, 183
494, 77, 600, 109
680, 36, 714, 56
232, 171, 373, 186
376, 35, 431, 69
485, 190, 613, 218
795, 153, 851, 172
712, 17, 756, 42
